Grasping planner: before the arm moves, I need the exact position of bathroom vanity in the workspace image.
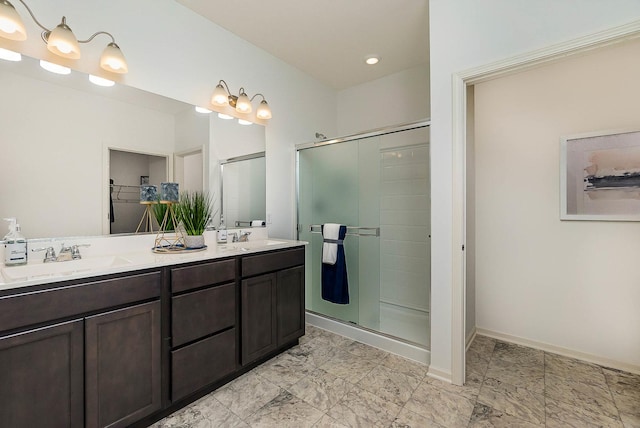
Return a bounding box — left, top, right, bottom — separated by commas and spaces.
0, 238, 306, 428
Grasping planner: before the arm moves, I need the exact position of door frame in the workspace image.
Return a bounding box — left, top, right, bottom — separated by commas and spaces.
451, 21, 640, 385
102, 145, 173, 235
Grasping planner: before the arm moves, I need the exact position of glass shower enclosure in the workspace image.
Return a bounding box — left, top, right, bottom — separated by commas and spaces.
297, 124, 431, 348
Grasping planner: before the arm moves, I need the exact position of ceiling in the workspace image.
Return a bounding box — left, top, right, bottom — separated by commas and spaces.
174, 0, 429, 90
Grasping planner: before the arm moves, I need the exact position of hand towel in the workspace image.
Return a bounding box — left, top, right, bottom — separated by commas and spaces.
322, 223, 341, 265
251, 220, 265, 227
321, 224, 349, 304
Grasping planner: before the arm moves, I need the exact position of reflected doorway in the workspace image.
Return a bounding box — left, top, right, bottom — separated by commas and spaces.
107, 148, 169, 234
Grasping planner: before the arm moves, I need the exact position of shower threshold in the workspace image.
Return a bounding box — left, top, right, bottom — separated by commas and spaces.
305, 310, 430, 366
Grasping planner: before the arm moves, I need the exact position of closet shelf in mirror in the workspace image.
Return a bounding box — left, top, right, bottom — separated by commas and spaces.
110, 184, 141, 203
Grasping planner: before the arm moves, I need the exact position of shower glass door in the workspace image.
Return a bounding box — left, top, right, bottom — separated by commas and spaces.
297, 126, 430, 348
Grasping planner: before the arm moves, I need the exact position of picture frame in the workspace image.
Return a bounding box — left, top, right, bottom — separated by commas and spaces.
561, 128, 640, 221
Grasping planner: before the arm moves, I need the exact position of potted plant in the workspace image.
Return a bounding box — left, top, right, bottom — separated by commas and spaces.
175, 191, 213, 248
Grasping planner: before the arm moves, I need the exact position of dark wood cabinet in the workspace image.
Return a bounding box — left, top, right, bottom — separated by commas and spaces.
85, 301, 162, 428
240, 248, 305, 365
241, 273, 278, 364
169, 258, 238, 401
0, 319, 84, 428
0, 245, 305, 428
277, 266, 305, 345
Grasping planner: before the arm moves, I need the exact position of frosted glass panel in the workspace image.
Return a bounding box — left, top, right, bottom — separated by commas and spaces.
297, 126, 430, 348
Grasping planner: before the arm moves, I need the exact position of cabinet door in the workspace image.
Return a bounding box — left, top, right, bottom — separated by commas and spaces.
277, 265, 305, 345
85, 301, 161, 428
0, 320, 84, 427
241, 273, 277, 365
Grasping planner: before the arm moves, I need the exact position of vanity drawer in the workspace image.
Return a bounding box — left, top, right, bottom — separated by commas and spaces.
0, 271, 161, 333
241, 247, 305, 278
171, 328, 236, 401
170, 259, 236, 293
171, 282, 236, 347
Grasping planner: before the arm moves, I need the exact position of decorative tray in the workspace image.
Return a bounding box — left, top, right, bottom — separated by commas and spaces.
152, 245, 208, 254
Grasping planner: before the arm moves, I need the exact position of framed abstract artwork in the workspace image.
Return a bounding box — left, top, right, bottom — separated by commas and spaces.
561, 129, 640, 221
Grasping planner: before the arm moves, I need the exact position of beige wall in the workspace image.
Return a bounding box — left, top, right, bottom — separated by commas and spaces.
474, 39, 640, 368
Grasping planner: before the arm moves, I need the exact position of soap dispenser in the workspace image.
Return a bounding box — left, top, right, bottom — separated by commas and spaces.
3, 218, 27, 266
217, 214, 228, 244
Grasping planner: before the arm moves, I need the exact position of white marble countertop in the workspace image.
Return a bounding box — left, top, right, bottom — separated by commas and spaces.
0, 229, 307, 292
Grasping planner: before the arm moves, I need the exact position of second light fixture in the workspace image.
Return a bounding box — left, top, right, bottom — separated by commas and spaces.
211, 80, 272, 120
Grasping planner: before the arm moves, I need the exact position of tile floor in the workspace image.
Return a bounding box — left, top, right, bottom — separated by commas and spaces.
151, 325, 640, 427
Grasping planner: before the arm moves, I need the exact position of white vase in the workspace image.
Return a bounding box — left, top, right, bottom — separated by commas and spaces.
184, 234, 205, 249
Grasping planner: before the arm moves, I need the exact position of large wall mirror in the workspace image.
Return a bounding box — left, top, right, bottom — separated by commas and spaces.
0, 54, 265, 239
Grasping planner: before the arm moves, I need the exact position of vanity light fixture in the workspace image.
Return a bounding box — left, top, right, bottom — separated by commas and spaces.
237, 119, 252, 126
217, 113, 233, 120
210, 79, 272, 122
195, 106, 212, 114
0, 0, 128, 73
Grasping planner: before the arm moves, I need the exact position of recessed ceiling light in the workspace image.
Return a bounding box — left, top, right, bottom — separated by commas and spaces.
365, 55, 380, 65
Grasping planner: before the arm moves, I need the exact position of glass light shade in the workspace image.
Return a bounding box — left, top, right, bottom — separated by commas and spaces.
89, 74, 115, 87
0, 1, 26, 41
100, 42, 128, 74
238, 119, 252, 126
256, 100, 272, 119
47, 21, 81, 59
195, 106, 211, 113
0, 47, 20, 61
235, 92, 252, 113
39, 59, 70, 75
211, 84, 229, 106
217, 113, 233, 120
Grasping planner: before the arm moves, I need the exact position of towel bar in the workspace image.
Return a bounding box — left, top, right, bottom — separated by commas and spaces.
306, 224, 380, 237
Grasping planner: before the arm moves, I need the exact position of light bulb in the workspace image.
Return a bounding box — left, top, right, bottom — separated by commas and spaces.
0, 1, 26, 41
89, 74, 115, 87
235, 91, 252, 113
256, 100, 272, 119
47, 18, 81, 59
40, 60, 71, 75
211, 84, 229, 106
100, 43, 128, 74
0, 47, 20, 61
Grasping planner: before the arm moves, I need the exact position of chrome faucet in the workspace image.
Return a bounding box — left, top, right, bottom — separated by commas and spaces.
32, 243, 91, 262
239, 231, 251, 242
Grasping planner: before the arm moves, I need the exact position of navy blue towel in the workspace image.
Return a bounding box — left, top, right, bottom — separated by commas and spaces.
321, 225, 349, 304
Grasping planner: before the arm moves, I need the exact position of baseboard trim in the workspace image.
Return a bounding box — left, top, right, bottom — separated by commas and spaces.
305, 312, 430, 366
427, 366, 452, 383
466, 327, 477, 351
476, 328, 640, 375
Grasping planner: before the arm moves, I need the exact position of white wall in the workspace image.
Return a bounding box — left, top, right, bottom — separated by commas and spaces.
429, 0, 640, 379
0, 0, 338, 240
474, 39, 640, 368
336, 64, 430, 136
0, 71, 175, 238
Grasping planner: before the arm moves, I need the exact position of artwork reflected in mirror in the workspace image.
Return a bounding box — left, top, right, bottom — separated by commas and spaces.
221, 153, 266, 228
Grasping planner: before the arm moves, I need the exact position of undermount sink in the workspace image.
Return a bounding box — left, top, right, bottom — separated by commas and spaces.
1, 256, 133, 283
220, 239, 287, 251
